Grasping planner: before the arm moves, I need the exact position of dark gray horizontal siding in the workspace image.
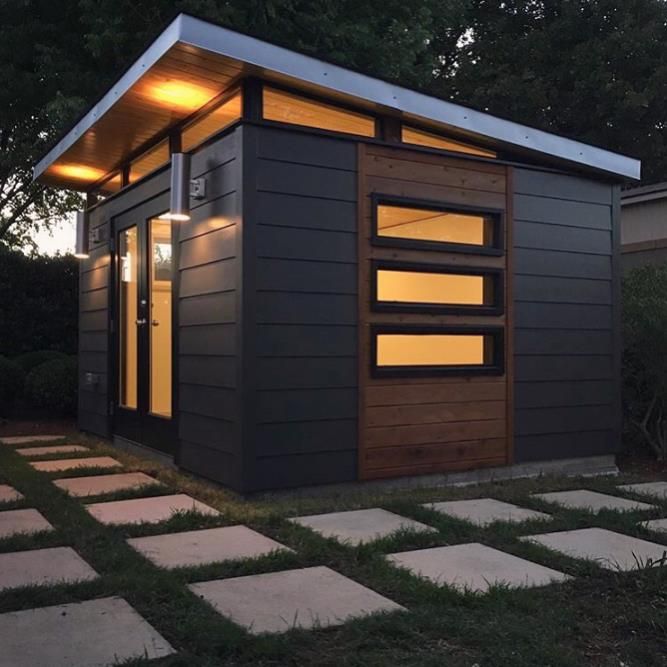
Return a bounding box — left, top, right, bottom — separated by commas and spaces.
253, 450, 358, 491
257, 324, 356, 356
514, 303, 611, 329
74, 127, 244, 488
78, 239, 110, 437
178, 440, 239, 488
179, 323, 236, 356
179, 356, 235, 388
515, 431, 613, 462
512, 167, 618, 463
515, 380, 614, 409
245, 126, 358, 490
514, 248, 612, 280
515, 329, 612, 356
256, 292, 357, 325
176, 129, 242, 488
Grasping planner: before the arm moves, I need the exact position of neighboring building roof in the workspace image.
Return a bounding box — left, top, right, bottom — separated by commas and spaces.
33, 13, 641, 190
621, 182, 667, 206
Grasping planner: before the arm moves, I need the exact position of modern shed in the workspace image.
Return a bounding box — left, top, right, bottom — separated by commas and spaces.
34, 14, 640, 492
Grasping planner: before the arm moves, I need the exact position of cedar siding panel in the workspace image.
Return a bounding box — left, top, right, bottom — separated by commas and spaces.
512, 167, 618, 463
244, 126, 358, 491
358, 144, 511, 480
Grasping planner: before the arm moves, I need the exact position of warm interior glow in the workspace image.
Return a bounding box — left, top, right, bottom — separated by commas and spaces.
149, 218, 172, 418
74, 252, 89, 259
263, 86, 375, 137
143, 79, 214, 110
119, 227, 138, 409
99, 172, 122, 194
376, 334, 488, 367
377, 204, 491, 246
51, 163, 105, 181
377, 269, 486, 306
182, 90, 242, 151
402, 126, 497, 158
129, 140, 170, 183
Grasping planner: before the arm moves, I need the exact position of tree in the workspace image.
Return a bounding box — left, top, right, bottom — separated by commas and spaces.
0, 0, 94, 249
623, 264, 667, 460
447, 0, 667, 182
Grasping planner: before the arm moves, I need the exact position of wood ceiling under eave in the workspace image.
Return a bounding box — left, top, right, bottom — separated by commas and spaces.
40, 43, 244, 190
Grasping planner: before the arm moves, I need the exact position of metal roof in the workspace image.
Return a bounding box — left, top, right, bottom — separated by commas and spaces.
34, 13, 641, 189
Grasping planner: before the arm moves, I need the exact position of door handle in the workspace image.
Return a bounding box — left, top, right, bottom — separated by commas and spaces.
135, 318, 147, 326
151, 319, 160, 327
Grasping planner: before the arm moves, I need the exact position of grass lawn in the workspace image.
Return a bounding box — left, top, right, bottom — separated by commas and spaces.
1, 434, 667, 666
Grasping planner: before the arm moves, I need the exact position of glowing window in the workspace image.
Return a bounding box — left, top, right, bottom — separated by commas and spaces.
373, 329, 501, 374
129, 140, 170, 184
182, 90, 242, 151
263, 87, 375, 137
402, 126, 496, 158
375, 201, 500, 251
97, 172, 122, 196
375, 268, 497, 309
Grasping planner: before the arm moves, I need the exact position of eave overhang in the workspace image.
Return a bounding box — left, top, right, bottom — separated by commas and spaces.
34, 13, 641, 191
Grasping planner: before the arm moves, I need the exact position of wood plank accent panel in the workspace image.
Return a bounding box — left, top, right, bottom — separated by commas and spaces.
358, 144, 511, 480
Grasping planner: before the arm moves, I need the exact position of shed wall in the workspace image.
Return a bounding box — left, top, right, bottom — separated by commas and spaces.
79, 127, 244, 489
511, 168, 619, 461
241, 125, 358, 491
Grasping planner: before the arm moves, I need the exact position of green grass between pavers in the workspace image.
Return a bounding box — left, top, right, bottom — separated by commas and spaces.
0, 436, 666, 666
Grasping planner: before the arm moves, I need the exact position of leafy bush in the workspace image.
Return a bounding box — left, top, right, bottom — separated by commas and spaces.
24, 356, 78, 416
15, 350, 68, 373
623, 264, 667, 459
0, 246, 78, 357
0, 356, 25, 417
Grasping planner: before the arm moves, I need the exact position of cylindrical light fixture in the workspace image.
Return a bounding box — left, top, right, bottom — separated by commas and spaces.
74, 210, 89, 258
159, 152, 191, 221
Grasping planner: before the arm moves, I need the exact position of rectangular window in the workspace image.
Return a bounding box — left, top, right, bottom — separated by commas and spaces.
402, 125, 496, 158
182, 89, 242, 151
263, 86, 376, 137
373, 262, 502, 315
374, 197, 502, 254
97, 172, 122, 196
372, 327, 503, 376
129, 139, 170, 184
119, 227, 138, 409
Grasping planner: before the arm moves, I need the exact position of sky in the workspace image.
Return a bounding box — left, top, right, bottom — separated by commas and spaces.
32, 213, 76, 255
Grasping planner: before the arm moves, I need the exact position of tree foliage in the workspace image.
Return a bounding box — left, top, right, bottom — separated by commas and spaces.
448, 0, 667, 182
4, 0, 667, 248
0, 0, 89, 249
622, 264, 667, 460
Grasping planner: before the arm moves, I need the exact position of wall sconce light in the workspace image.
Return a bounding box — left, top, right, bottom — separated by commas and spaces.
74, 210, 89, 258
159, 153, 192, 221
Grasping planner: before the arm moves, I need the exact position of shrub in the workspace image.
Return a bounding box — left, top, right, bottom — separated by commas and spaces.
0, 356, 25, 417
0, 246, 78, 357
623, 264, 667, 460
15, 350, 68, 373
24, 356, 78, 416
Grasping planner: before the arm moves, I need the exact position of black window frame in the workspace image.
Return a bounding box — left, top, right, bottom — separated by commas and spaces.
371, 194, 504, 256
371, 259, 504, 316
370, 324, 505, 378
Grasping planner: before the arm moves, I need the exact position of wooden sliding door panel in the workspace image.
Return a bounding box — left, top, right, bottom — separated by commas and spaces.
358, 144, 512, 480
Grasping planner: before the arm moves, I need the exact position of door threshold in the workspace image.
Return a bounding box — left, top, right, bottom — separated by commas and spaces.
112, 435, 176, 469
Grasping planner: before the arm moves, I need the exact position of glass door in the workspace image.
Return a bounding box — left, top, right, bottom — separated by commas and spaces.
114, 217, 176, 455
